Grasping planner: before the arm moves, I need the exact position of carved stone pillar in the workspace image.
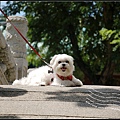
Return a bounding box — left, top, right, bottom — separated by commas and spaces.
4, 16, 28, 79
0, 30, 16, 84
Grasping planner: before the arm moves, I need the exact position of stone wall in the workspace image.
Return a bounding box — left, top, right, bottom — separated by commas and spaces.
0, 16, 28, 84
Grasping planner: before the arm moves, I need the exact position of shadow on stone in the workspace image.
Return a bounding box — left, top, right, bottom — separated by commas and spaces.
45, 87, 120, 108
0, 87, 28, 97
0, 115, 20, 119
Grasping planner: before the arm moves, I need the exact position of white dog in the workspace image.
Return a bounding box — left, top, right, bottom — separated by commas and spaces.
12, 54, 83, 87
12, 65, 53, 86
50, 54, 83, 87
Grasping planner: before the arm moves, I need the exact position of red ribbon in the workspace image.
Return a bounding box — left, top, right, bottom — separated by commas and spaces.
57, 74, 73, 81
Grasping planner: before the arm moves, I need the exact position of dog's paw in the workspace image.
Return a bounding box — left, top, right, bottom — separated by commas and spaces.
76, 80, 83, 86
72, 78, 83, 86
76, 79, 83, 86
39, 82, 46, 86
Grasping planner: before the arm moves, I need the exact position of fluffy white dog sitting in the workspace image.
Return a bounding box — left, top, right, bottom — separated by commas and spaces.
50, 54, 83, 87
12, 54, 83, 87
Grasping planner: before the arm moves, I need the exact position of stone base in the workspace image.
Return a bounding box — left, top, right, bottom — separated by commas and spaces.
14, 58, 28, 80
0, 67, 9, 85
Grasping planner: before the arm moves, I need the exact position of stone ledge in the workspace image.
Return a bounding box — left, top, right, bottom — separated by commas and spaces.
0, 85, 120, 119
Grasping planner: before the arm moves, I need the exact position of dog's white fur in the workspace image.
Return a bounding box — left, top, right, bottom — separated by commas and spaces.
12, 66, 53, 86
12, 54, 83, 87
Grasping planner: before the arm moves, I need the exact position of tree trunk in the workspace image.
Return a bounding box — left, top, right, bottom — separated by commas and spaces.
67, 24, 97, 84
99, 41, 116, 85
99, 2, 115, 85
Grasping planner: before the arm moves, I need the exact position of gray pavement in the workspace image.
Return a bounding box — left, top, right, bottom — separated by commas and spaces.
0, 85, 120, 119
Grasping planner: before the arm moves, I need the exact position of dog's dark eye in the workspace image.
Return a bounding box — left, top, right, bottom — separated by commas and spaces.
58, 61, 61, 64
66, 60, 69, 63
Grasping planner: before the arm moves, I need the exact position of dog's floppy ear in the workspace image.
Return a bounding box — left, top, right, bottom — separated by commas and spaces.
69, 55, 74, 64
50, 55, 58, 65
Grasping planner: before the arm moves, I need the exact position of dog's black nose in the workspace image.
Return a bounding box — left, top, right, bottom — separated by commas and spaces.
62, 64, 66, 67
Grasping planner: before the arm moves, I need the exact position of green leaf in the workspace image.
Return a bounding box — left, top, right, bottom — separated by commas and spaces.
110, 39, 120, 44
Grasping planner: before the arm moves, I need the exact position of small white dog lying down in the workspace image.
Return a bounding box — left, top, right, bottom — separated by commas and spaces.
12, 54, 83, 87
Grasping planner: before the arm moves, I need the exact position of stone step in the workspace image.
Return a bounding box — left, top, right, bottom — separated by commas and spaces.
0, 85, 120, 119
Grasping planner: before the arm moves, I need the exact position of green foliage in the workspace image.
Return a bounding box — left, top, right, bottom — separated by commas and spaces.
99, 28, 120, 51
110, 31, 120, 51
99, 28, 116, 41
